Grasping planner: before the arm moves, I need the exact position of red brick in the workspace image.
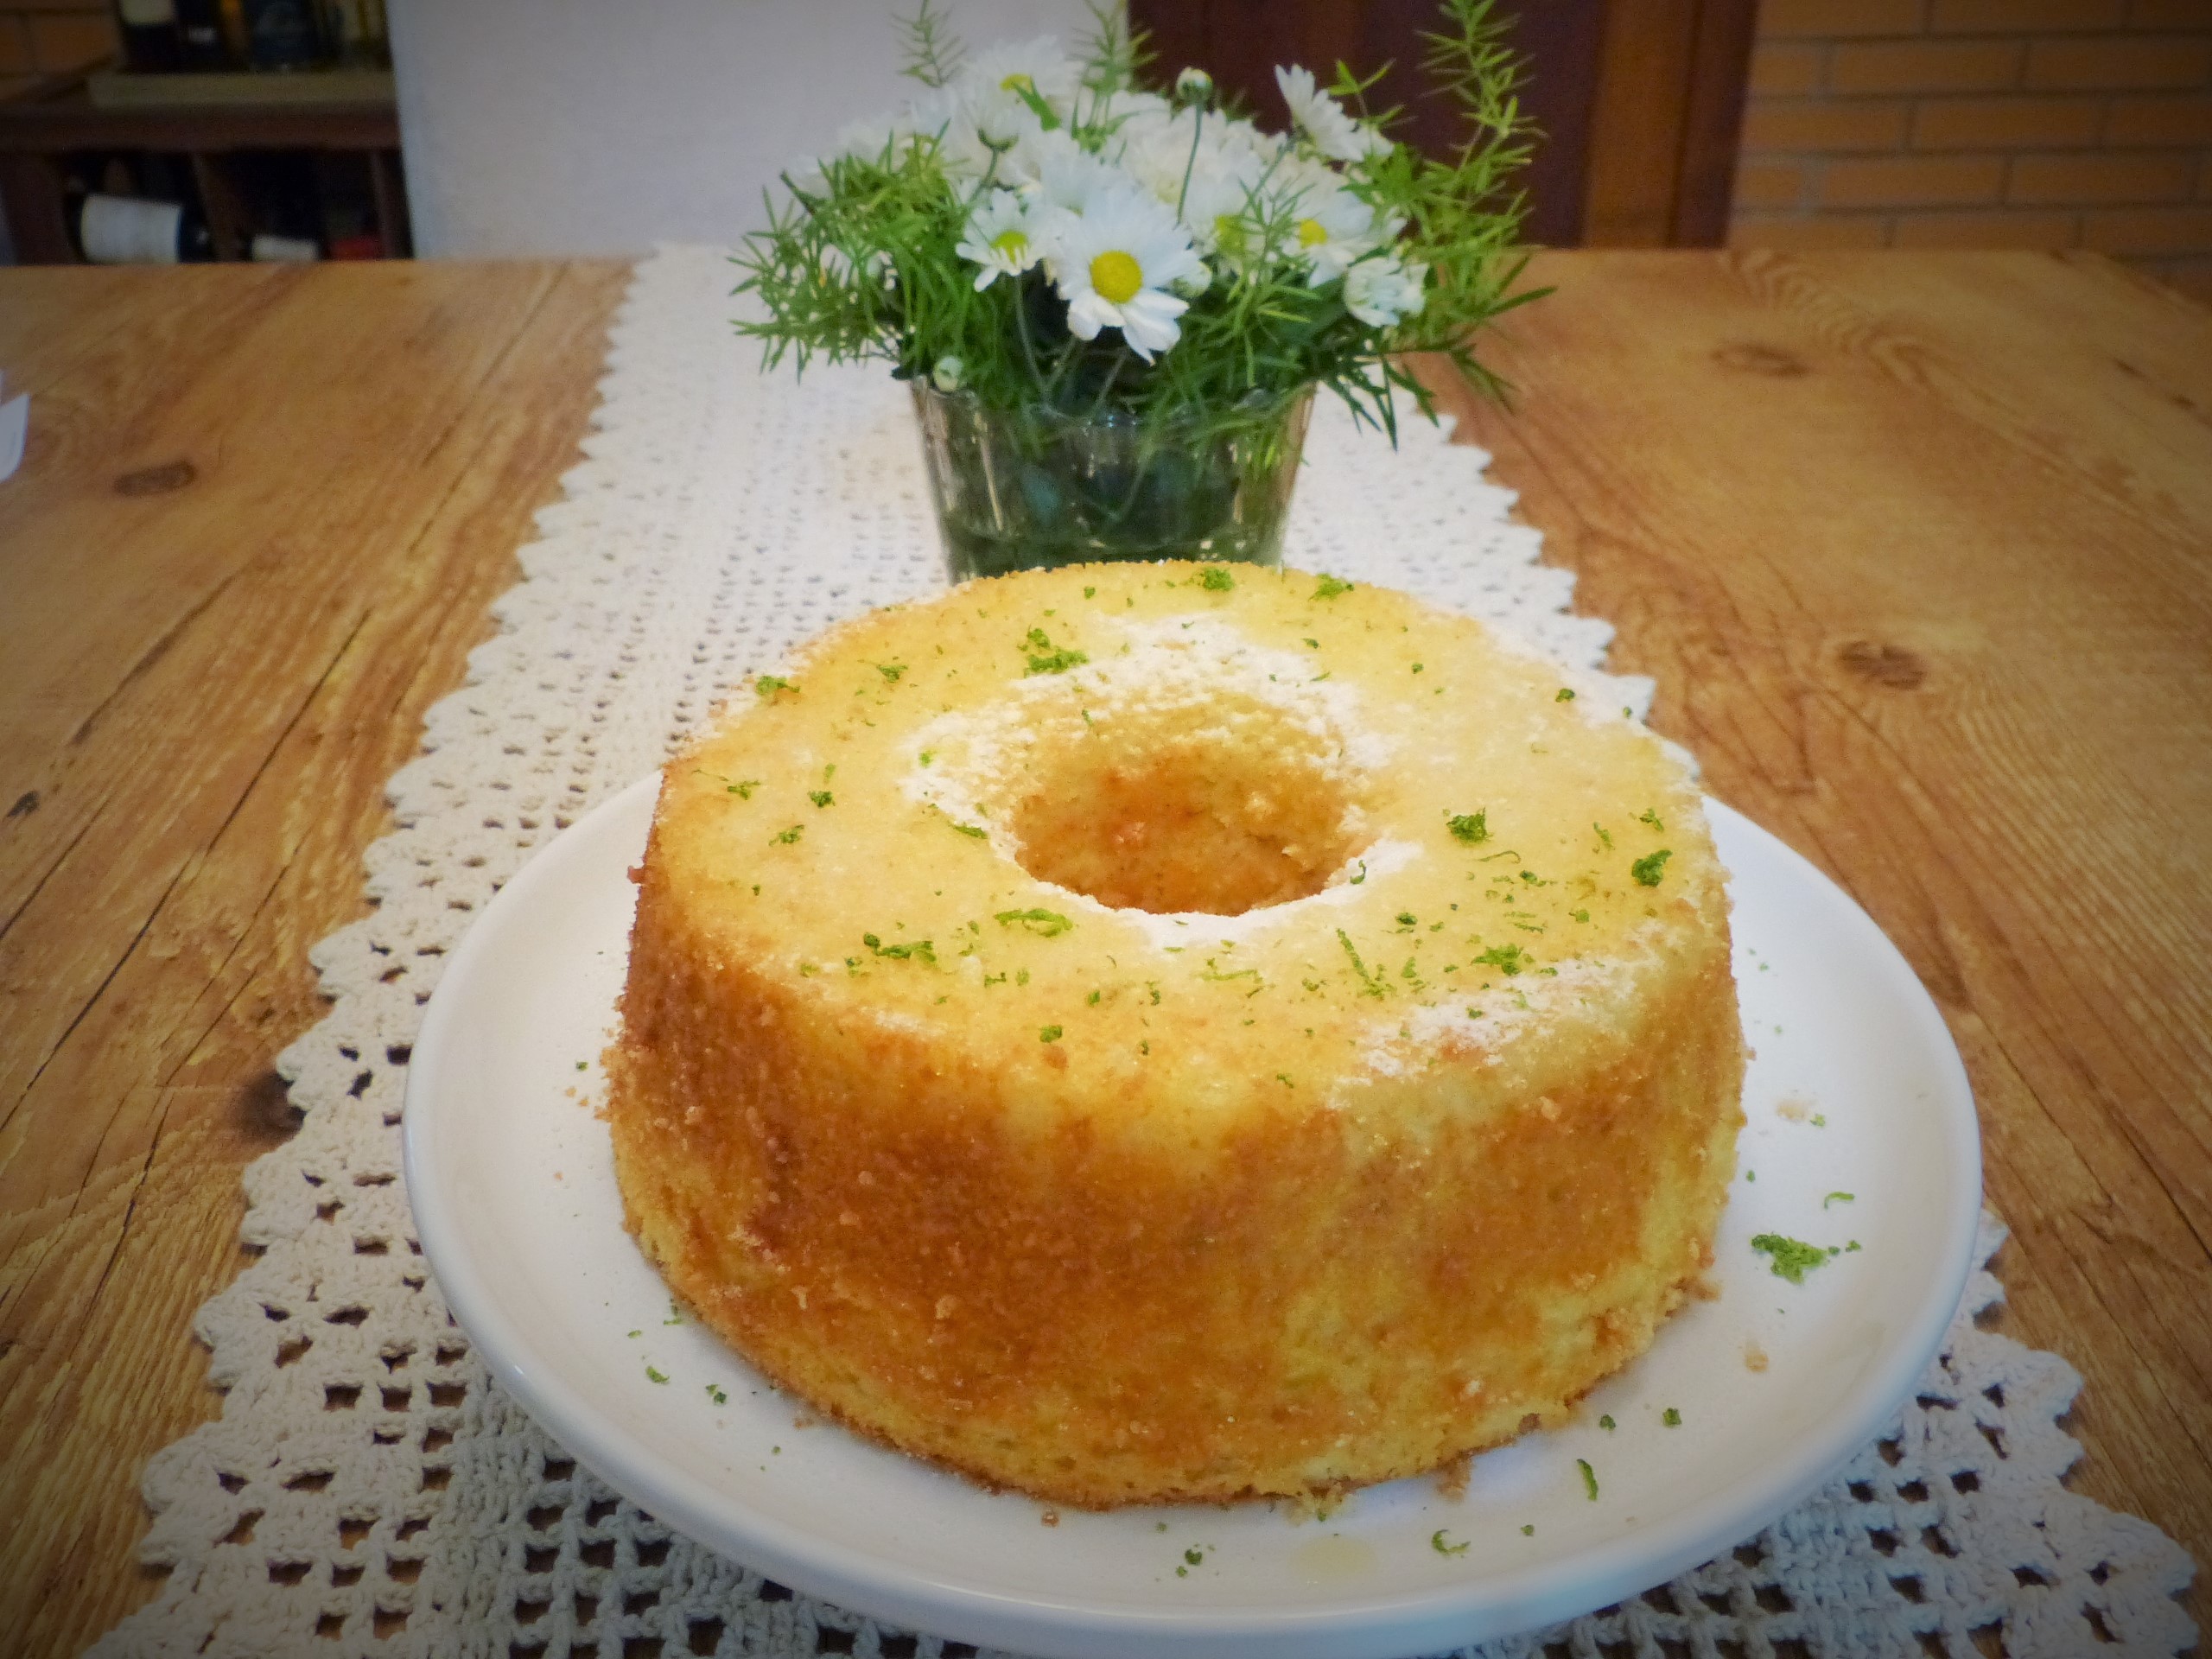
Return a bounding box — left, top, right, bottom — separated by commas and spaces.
2023, 36, 2212, 91
1891, 208, 2082, 247
1821, 154, 2008, 207
26, 10, 113, 71
1830, 39, 2024, 93
1758, 0, 1929, 35
2103, 95, 2212, 147
1929, 0, 2126, 29
1729, 214, 1895, 251
2009, 149, 2199, 203
1750, 43, 1827, 96
1742, 98, 1912, 153
1732, 160, 1813, 209
1913, 95, 2105, 148
2081, 205, 2212, 254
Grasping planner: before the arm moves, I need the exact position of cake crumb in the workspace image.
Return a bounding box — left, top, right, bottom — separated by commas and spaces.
1040, 1510, 1060, 1528
1275, 1485, 1348, 1523
1433, 1454, 1471, 1500
1688, 1274, 1721, 1302
1744, 1339, 1770, 1373
1777, 1095, 1815, 1122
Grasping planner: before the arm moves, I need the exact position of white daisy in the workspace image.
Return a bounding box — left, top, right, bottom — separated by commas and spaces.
1104, 105, 1274, 256
1008, 125, 1114, 210
1274, 64, 1389, 164
787, 114, 905, 193
1343, 251, 1427, 327
956, 39, 1082, 144
1281, 166, 1382, 283
899, 85, 999, 181
1049, 183, 1207, 361
957, 189, 1043, 290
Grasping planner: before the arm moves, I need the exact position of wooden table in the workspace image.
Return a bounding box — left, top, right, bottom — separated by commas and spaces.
0, 254, 2203, 1655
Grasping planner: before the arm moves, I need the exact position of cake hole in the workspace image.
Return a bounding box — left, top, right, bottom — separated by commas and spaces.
1001, 699, 1363, 915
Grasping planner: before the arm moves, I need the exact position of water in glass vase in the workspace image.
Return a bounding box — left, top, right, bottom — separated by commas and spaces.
912, 385, 1313, 582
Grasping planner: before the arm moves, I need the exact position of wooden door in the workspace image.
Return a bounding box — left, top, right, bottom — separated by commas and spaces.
1126, 0, 1757, 248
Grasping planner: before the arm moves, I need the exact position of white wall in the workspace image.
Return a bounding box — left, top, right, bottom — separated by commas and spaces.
391, 0, 1103, 257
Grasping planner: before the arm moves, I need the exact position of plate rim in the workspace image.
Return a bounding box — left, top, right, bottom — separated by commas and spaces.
404, 777, 1984, 1658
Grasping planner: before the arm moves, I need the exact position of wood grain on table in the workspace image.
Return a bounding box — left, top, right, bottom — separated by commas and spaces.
0, 251, 2202, 1656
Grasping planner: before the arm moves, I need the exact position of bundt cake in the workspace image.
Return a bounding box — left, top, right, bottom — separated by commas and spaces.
604, 563, 1744, 1507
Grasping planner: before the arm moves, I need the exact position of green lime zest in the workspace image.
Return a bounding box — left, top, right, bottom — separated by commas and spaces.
996, 907, 1073, 937
1751, 1232, 1841, 1284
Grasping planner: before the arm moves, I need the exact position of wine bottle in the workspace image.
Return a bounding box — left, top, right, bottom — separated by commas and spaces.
250, 232, 319, 262
240, 0, 323, 70
114, 0, 183, 73
79, 194, 217, 264
175, 0, 232, 68
319, 0, 388, 68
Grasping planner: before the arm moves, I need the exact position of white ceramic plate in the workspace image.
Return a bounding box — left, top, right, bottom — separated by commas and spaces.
405, 777, 1981, 1659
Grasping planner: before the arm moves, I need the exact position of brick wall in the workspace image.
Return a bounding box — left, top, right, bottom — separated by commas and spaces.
0, 1, 115, 101
1732, 0, 2212, 302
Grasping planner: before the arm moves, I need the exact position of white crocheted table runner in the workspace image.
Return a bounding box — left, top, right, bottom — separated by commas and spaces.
95, 245, 2196, 1659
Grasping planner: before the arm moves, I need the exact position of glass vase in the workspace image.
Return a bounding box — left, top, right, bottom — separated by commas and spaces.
912, 385, 1313, 582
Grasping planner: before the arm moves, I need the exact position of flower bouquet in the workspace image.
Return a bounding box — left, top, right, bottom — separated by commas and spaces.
735, 2, 1536, 579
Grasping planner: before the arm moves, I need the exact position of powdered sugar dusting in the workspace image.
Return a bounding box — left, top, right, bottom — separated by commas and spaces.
899, 610, 1392, 884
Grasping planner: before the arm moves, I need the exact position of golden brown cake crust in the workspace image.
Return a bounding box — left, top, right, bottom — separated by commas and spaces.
605, 563, 1745, 1507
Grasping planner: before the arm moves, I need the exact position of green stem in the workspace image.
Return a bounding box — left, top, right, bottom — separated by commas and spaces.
1087, 348, 1126, 417
1175, 106, 1205, 220
1014, 275, 1046, 393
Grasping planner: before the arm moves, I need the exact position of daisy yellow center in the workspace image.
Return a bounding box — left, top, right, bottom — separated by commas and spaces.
1001, 72, 1035, 94
1297, 217, 1329, 248
990, 229, 1028, 261
1090, 250, 1144, 306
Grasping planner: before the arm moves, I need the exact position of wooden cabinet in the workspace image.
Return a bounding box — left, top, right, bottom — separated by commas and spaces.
0, 65, 408, 263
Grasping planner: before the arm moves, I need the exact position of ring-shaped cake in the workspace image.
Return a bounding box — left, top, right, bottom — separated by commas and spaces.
607, 563, 1744, 1507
